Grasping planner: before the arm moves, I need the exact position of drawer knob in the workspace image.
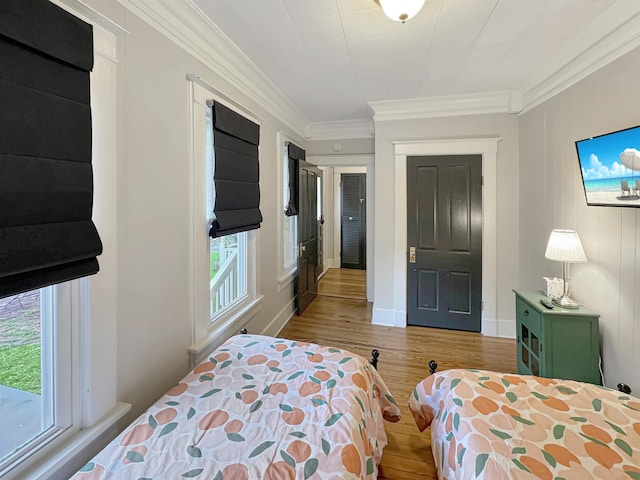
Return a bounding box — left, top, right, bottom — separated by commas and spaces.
524, 309, 529, 316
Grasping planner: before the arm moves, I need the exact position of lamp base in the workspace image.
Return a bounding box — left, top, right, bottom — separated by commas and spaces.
552, 295, 580, 309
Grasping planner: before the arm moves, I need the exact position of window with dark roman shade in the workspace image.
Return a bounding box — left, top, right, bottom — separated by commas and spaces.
285, 143, 305, 217
209, 101, 262, 238
0, 0, 102, 299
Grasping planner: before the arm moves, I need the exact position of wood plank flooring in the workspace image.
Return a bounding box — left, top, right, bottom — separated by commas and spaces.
318, 267, 366, 299
279, 268, 516, 479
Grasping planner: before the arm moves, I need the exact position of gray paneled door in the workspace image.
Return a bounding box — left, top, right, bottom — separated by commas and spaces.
296, 160, 320, 314
407, 155, 482, 331
340, 173, 366, 269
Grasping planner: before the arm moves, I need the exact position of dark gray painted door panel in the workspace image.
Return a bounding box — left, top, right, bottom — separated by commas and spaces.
407, 155, 482, 331
341, 173, 366, 269
296, 160, 319, 314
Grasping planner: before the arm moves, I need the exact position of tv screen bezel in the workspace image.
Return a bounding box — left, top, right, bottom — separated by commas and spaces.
575, 124, 640, 208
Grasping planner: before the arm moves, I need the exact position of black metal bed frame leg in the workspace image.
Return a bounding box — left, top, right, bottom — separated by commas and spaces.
618, 383, 632, 394
428, 360, 438, 375
370, 349, 379, 370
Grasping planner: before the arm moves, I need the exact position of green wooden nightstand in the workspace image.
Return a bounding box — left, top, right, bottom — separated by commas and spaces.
513, 290, 601, 385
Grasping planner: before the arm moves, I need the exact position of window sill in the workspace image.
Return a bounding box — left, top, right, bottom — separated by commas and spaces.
5, 402, 130, 480
188, 295, 264, 368
277, 269, 296, 293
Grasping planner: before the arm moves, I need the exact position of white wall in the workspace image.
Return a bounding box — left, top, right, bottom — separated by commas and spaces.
80, 0, 306, 427
518, 46, 640, 393
371, 114, 520, 334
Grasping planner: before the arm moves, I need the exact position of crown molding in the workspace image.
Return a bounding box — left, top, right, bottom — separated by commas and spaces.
53, 0, 128, 35
114, 0, 308, 138
305, 119, 374, 140
520, 0, 640, 114
368, 91, 522, 122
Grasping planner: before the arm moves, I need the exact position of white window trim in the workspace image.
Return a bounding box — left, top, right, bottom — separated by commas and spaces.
0, 285, 70, 475
187, 75, 262, 366
2, 4, 130, 478
276, 131, 299, 291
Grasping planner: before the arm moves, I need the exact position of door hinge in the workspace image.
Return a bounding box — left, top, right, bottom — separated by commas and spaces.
481, 301, 484, 311
481, 176, 484, 186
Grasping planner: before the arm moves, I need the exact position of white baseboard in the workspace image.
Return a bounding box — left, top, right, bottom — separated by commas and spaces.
269, 298, 296, 338
481, 317, 516, 338
482, 318, 498, 336
496, 318, 516, 338
326, 258, 339, 269
372, 307, 406, 327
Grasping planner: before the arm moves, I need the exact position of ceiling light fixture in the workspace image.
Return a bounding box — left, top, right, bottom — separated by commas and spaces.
374, 0, 426, 23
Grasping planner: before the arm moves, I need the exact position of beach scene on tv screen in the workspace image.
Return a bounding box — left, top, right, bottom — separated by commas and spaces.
577, 125, 640, 206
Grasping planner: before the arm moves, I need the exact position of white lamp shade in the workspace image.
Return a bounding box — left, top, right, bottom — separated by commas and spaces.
544, 229, 587, 263
378, 0, 426, 22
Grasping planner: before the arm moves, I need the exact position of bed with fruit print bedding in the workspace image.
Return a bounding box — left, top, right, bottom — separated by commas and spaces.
408, 368, 640, 480
71, 334, 401, 480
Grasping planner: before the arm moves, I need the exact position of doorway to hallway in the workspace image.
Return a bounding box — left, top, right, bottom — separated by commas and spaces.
318, 268, 366, 300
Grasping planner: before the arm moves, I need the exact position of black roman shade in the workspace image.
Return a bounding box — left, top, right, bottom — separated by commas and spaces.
0, 0, 102, 299
285, 143, 305, 217
209, 101, 262, 238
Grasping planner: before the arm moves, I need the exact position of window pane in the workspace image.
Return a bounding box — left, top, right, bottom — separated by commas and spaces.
284, 215, 297, 269
210, 232, 247, 319
0, 289, 51, 460
282, 144, 297, 271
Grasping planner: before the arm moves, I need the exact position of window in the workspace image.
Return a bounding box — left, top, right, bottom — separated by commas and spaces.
209, 234, 248, 318
282, 141, 298, 272
206, 108, 248, 319
277, 133, 300, 287
188, 78, 261, 354
0, 4, 125, 478
0, 2, 123, 476
0, 285, 73, 472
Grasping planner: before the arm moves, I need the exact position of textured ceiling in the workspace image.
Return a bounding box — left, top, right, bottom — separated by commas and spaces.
192, 0, 623, 123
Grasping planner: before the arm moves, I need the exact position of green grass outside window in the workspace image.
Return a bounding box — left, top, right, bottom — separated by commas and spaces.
0, 344, 41, 394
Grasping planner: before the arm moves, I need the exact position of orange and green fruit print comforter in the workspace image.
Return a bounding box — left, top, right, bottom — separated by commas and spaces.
409, 369, 640, 480
72, 334, 401, 480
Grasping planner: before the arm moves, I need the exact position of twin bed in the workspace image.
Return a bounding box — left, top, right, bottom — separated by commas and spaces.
409, 367, 640, 479
71, 334, 400, 480
71, 333, 640, 479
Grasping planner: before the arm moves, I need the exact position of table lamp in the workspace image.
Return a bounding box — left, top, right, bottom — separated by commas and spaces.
544, 229, 587, 309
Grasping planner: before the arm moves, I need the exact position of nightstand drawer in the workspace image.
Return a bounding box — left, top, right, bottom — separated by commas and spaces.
516, 297, 541, 331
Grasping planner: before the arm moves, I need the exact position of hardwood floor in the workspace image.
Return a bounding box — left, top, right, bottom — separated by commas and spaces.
279, 269, 516, 479
318, 267, 366, 299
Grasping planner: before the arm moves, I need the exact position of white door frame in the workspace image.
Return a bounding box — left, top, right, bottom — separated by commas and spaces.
389, 138, 501, 335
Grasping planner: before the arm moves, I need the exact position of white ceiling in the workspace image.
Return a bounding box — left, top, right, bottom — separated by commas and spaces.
192, 0, 635, 124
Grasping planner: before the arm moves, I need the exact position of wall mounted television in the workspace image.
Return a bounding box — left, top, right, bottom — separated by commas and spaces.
576, 124, 640, 207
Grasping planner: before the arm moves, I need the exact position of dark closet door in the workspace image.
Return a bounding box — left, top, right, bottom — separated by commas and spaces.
341, 173, 366, 270
296, 160, 319, 314
406, 155, 482, 331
